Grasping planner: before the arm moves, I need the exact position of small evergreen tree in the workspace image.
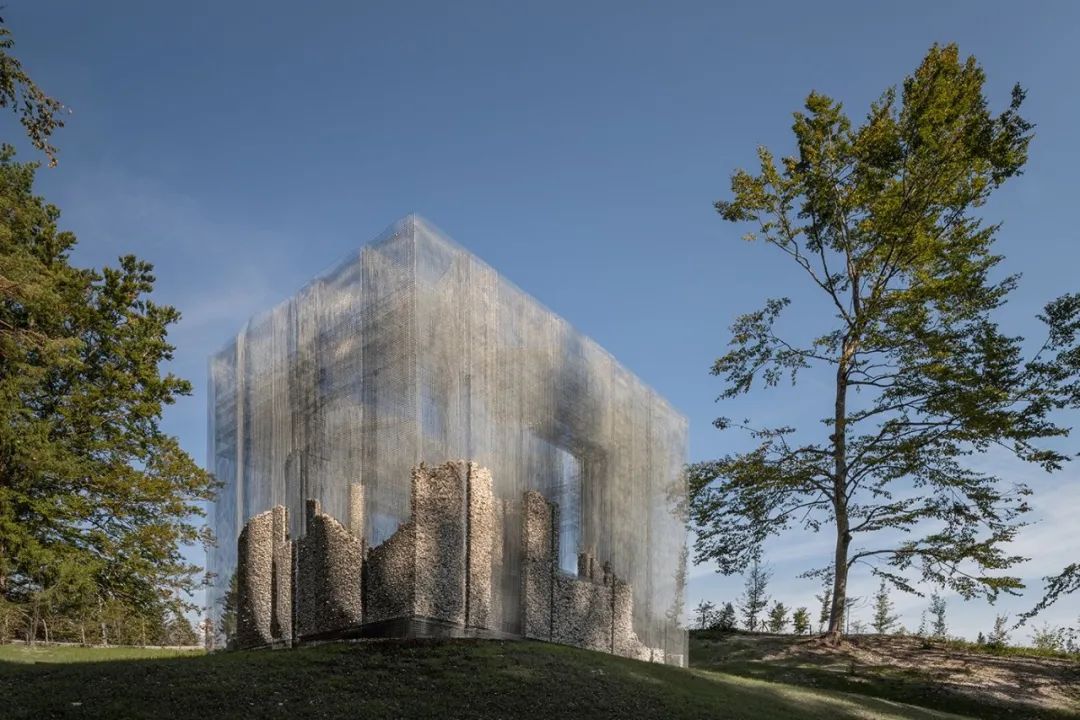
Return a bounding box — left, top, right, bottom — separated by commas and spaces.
988, 613, 1010, 648
843, 595, 861, 635
715, 602, 737, 631
871, 580, 899, 634
916, 610, 928, 637
815, 573, 833, 634
929, 593, 948, 639
694, 600, 716, 630
738, 557, 771, 631
218, 573, 238, 646
976, 631, 986, 645
792, 607, 811, 635
767, 601, 789, 633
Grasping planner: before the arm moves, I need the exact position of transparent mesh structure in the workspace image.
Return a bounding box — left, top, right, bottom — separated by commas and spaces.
207, 216, 688, 662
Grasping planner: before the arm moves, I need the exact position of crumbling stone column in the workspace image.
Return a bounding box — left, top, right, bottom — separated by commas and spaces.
577, 552, 597, 581
466, 463, 494, 630
348, 482, 364, 540
552, 573, 613, 652
488, 497, 510, 631
612, 576, 651, 661
236, 510, 274, 648
522, 490, 556, 640
270, 506, 292, 641
412, 462, 467, 624
295, 499, 364, 639
236, 506, 292, 648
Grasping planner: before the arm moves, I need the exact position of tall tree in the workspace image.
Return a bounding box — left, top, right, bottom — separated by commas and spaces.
871, 580, 899, 634
688, 43, 1080, 643
0, 148, 214, 624
738, 557, 771, 631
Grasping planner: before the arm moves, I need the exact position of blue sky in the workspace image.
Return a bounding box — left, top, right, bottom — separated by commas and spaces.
5, 0, 1078, 640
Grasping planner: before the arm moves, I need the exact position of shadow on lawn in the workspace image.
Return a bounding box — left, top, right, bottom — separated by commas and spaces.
692, 631, 1080, 720
0, 638, 978, 720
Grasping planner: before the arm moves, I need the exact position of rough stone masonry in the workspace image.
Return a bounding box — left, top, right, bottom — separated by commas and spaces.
234, 461, 664, 663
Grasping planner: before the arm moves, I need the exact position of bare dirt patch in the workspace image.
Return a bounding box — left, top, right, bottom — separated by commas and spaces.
692, 631, 1080, 719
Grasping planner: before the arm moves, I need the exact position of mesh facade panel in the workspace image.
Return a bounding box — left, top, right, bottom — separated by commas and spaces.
208, 216, 688, 662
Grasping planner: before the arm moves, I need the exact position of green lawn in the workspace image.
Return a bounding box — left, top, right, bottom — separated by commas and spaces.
0, 643, 202, 664
0, 639, 973, 720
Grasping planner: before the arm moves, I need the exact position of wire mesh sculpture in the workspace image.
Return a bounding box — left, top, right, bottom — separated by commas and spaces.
208, 216, 688, 663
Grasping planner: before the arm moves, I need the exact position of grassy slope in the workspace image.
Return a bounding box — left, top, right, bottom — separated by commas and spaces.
0, 639, 971, 720
690, 630, 1080, 720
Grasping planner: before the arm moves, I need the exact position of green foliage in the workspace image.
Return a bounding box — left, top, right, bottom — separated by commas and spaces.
928, 593, 947, 639
738, 558, 771, 631
814, 570, 832, 633
1024, 563, 1079, 620
0, 149, 214, 630
988, 613, 1010, 648
939, 634, 1078, 661
792, 607, 811, 635
871, 580, 899, 634
715, 601, 738, 632
1029, 623, 1069, 652
689, 43, 1080, 638
0, 17, 64, 165
695, 600, 716, 630
217, 571, 238, 646
767, 601, 789, 633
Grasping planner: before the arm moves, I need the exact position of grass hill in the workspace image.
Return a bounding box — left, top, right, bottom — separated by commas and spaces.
0, 633, 1076, 719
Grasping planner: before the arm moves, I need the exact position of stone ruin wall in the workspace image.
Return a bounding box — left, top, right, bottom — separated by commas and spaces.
234, 461, 664, 663
294, 499, 364, 640
522, 490, 662, 662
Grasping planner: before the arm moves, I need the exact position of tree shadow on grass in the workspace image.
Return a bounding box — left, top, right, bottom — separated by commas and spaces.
710, 657, 1079, 720
0, 638, 987, 720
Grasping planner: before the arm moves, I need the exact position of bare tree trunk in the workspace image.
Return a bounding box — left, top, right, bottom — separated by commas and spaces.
98, 597, 108, 647
825, 341, 853, 644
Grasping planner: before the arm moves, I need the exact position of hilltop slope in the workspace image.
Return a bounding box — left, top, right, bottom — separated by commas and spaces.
691, 630, 1080, 720
0, 638, 971, 720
